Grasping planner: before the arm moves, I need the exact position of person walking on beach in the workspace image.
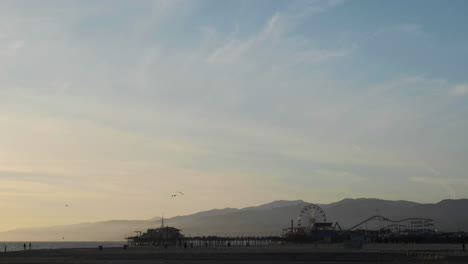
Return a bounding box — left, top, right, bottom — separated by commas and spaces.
23, 243, 26, 251
29, 242, 31, 250
3, 245, 6, 252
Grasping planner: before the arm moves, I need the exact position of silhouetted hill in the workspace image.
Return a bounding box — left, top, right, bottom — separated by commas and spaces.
241, 200, 305, 211
169, 208, 239, 221
0, 198, 466, 241
166, 201, 308, 236
321, 198, 468, 232
321, 198, 421, 229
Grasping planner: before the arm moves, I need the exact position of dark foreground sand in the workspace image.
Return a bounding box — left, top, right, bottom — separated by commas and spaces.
1, 245, 467, 264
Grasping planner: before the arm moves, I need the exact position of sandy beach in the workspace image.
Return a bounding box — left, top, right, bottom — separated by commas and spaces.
1, 244, 467, 264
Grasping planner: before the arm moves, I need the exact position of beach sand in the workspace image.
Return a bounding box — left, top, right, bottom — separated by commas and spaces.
0, 244, 467, 263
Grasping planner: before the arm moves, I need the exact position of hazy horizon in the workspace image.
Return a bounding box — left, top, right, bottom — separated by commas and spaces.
1, 197, 467, 242
1, 0, 468, 232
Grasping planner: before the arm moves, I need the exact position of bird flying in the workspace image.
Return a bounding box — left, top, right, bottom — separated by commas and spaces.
171, 192, 185, 198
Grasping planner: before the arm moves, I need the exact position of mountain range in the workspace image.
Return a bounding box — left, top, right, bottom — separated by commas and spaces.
1, 198, 467, 241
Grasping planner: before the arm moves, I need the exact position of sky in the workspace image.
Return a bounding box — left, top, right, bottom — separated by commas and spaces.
1, 0, 468, 231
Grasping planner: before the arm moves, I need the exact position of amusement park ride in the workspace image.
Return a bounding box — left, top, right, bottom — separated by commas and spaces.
283, 203, 436, 241
127, 203, 458, 247
297, 203, 342, 231
283, 203, 341, 241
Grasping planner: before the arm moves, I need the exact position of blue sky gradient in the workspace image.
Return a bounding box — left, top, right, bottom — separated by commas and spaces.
0, 0, 467, 230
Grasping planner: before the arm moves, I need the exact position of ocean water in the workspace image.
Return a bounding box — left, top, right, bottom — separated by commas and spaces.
0, 241, 127, 252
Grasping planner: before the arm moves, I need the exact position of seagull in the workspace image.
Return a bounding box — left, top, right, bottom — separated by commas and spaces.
171, 192, 185, 198
65, 204, 70, 207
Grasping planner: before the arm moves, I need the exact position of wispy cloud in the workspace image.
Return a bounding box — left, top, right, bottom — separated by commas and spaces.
392, 24, 422, 33
206, 2, 347, 65
410, 177, 468, 199
410, 176, 468, 185
0, 0, 467, 230
450, 83, 468, 96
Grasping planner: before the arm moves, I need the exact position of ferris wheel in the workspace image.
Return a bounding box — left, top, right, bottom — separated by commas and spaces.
297, 204, 327, 229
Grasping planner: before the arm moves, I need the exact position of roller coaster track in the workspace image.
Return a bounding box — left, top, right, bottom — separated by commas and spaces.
345, 215, 434, 232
